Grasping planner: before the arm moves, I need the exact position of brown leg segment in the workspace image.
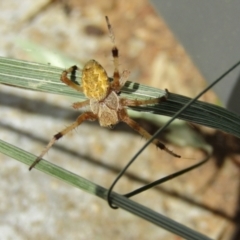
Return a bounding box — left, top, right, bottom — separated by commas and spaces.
120, 111, 180, 158
72, 100, 90, 109
105, 16, 121, 92
119, 70, 130, 88
29, 112, 97, 170
61, 65, 83, 92
120, 89, 169, 107
120, 95, 167, 107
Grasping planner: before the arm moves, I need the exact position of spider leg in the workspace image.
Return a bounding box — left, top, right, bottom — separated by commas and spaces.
121, 94, 168, 107
105, 16, 121, 92
29, 112, 97, 170
61, 65, 83, 92
72, 100, 90, 109
119, 110, 180, 158
121, 89, 169, 106
119, 70, 130, 88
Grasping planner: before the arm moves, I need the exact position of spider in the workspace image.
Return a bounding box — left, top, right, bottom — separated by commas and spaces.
29, 16, 180, 170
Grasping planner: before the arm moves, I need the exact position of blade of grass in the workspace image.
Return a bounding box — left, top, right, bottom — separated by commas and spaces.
0, 139, 212, 240
0, 56, 239, 138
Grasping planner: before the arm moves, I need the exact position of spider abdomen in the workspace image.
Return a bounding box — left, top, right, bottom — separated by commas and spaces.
82, 60, 110, 100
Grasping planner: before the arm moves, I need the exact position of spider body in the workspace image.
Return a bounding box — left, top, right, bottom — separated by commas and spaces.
29, 16, 180, 171
81, 59, 120, 127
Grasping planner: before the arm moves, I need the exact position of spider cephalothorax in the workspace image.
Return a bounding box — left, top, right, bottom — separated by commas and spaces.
29, 16, 180, 170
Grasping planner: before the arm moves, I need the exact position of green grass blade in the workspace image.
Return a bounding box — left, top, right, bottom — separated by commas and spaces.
0, 139, 212, 240
0, 56, 239, 138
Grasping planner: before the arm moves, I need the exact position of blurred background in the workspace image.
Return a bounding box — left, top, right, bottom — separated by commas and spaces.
152, 0, 240, 114
0, 0, 239, 239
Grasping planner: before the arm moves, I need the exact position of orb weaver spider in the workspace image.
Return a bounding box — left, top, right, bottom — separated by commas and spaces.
29, 16, 180, 170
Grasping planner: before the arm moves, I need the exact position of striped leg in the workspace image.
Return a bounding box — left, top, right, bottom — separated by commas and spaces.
105, 16, 121, 92
61, 65, 83, 92
120, 89, 169, 107
119, 109, 180, 158
29, 112, 97, 170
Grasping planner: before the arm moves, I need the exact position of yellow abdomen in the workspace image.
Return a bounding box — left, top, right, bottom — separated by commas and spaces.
82, 60, 110, 100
